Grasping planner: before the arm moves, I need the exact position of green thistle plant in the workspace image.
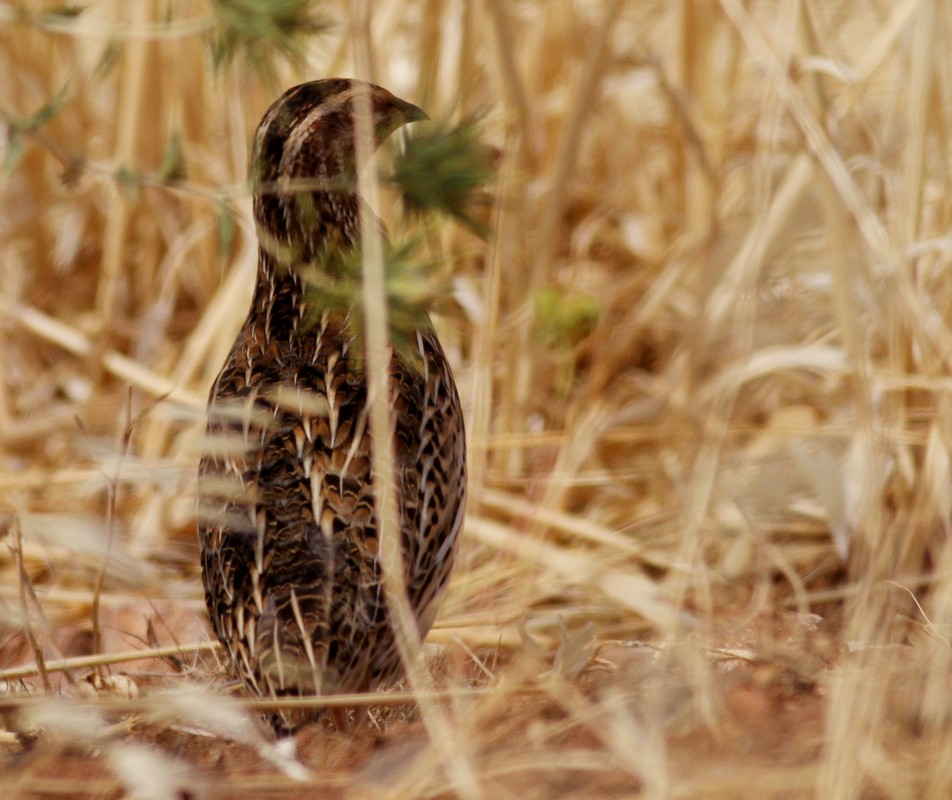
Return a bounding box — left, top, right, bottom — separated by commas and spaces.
301, 237, 451, 368
156, 131, 186, 184
534, 286, 600, 395
534, 286, 599, 347
2, 85, 67, 173
389, 116, 496, 236
209, 0, 329, 78
264, 114, 495, 366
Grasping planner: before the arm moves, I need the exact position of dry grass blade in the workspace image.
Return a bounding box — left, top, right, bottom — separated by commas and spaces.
107, 744, 194, 800
0, 642, 219, 682
5, 512, 51, 691
0, 298, 204, 408
351, 27, 482, 799
468, 517, 692, 631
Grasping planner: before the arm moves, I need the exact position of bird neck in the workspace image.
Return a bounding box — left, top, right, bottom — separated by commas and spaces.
250, 185, 364, 340
254, 184, 361, 254
249, 249, 307, 339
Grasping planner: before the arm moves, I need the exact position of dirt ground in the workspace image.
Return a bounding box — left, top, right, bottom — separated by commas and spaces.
1, 605, 841, 799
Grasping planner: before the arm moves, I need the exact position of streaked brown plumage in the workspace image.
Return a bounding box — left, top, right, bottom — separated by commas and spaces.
196, 79, 466, 733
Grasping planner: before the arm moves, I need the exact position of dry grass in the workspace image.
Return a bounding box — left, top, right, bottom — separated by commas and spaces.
3, 1, 952, 797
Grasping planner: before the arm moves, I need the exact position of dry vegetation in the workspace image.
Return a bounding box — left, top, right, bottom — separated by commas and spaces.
2, 0, 952, 797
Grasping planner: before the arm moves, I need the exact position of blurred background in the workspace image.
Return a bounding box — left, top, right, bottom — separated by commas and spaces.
2, 1, 952, 797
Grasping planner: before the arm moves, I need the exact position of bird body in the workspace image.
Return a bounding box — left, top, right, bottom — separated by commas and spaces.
197, 80, 466, 731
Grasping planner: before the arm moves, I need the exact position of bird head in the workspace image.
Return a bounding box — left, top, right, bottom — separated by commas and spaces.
252, 79, 426, 201
250, 79, 426, 261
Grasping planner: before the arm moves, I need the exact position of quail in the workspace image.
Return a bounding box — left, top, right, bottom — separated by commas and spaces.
197, 79, 466, 733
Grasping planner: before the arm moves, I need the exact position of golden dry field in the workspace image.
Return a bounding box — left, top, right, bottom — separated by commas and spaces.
2, 1, 952, 797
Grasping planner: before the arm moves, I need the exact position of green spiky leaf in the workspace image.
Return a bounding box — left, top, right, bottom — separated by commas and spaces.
216, 197, 237, 260
94, 39, 122, 82
390, 116, 496, 236
210, 0, 329, 79
43, 4, 86, 22
156, 131, 186, 184
300, 237, 450, 365
3, 85, 68, 174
